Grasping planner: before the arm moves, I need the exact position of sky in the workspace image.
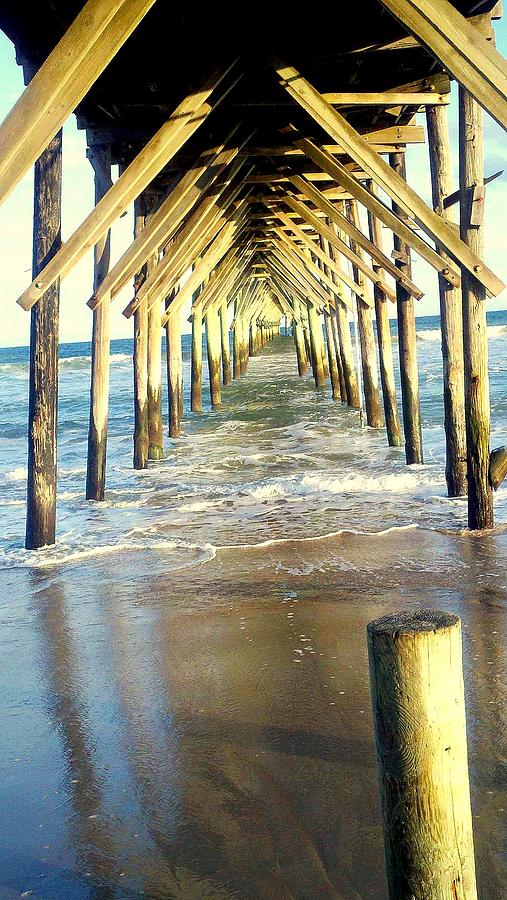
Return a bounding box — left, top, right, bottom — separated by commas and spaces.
0, 22, 507, 348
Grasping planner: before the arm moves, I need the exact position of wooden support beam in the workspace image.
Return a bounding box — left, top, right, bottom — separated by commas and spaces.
147, 252, 164, 458
205, 306, 222, 408
379, 0, 507, 132
366, 186, 402, 447
88, 134, 243, 310
18, 69, 233, 311
25, 131, 62, 550
166, 302, 183, 438
0, 0, 157, 207
287, 134, 448, 292
285, 167, 425, 298
326, 222, 361, 408
133, 198, 149, 470
322, 91, 449, 106
307, 302, 327, 389
345, 200, 383, 428
86, 145, 113, 500
426, 105, 467, 496
459, 87, 493, 529
190, 301, 204, 413
275, 65, 504, 297
390, 153, 423, 465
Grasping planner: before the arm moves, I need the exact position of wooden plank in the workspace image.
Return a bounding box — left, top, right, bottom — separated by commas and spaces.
0, 0, 157, 207
18, 68, 234, 311
275, 64, 505, 297
322, 92, 449, 106
379, 0, 507, 132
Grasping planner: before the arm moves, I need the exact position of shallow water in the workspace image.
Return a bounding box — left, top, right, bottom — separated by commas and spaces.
0, 317, 506, 898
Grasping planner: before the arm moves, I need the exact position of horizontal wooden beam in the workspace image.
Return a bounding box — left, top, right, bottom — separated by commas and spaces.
322, 92, 449, 106
0, 0, 157, 207
379, 0, 507, 132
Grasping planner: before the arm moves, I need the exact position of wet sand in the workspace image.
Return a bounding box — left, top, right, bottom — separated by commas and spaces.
1, 523, 506, 899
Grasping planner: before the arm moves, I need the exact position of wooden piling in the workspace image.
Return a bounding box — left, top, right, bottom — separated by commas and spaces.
427, 105, 467, 496
205, 306, 222, 408
190, 304, 203, 412
240, 317, 249, 375
330, 307, 347, 401
367, 609, 478, 900
233, 307, 241, 379
26, 130, 62, 549
133, 197, 149, 470
366, 189, 402, 447
166, 304, 183, 437
346, 200, 383, 427
323, 313, 341, 400
326, 223, 360, 407
292, 295, 308, 376
307, 302, 327, 389
459, 87, 493, 529
389, 152, 423, 464
86, 144, 112, 500
220, 301, 232, 385
147, 257, 164, 459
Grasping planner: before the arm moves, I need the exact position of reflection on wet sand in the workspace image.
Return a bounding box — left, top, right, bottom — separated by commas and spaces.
1, 522, 505, 898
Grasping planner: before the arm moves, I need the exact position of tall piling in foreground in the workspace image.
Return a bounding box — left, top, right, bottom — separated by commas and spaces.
133, 198, 149, 470
459, 87, 493, 530
166, 304, 183, 437
86, 145, 112, 500
26, 130, 63, 550
427, 105, 467, 497
190, 305, 203, 412
366, 191, 402, 447
205, 306, 222, 408
323, 312, 341, 400
367, 609, 477, 900
330, 307, 347, 401
220, 301, 232, 385
389, 152, 423, 465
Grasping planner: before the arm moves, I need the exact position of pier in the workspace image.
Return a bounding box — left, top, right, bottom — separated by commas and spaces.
1, 1, 507, 897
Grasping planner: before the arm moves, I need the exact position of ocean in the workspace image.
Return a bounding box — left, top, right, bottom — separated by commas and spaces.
0, 311, 505, 898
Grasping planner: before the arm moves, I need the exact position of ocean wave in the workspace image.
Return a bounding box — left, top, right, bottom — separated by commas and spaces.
216, 523, 419, 552
0, 533, 216, 571
243, 469, 443, 500
0, 466, 27, 484
416, 324, 507, 342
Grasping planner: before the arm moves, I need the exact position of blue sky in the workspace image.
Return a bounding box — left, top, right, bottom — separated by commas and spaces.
0, 22, 507, 347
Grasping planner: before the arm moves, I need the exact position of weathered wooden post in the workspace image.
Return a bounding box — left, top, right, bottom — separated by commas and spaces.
166, 302, 183, 437
330, 308, 347, 401
323, 312, 341, 400
426, 106, 467, 496
292, 295, 308, 376
366, 189, 402, 447
26, 130, 62, 549
190, 302, 203, 412
86, 144, 112, 500
389, 153, 424, 464
205, 306, 222, 408
459, 87, 493, 529
368, 609, 478, 900
346, 200, 383, 428
326, 222, 360, 407
233, 305, 241, 379
133, 196, 149, 470
307, 301, 327, 389
240, 317, 249, 375
147, 255, 164, 459
220, 300, 232, 385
